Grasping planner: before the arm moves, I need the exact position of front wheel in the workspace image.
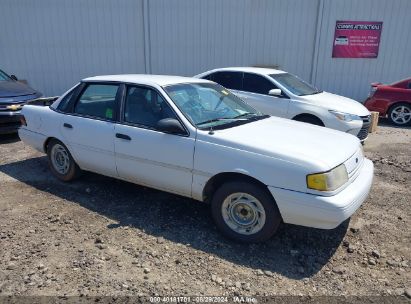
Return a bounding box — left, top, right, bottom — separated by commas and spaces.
47, 139, 81, 182
388, 103, 411, 126
211, 181, 282, 243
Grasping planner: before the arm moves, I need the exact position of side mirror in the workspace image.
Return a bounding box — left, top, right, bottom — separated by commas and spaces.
10, 75, 18, 81
157, 118, 186, 135
268, 88, 282, 97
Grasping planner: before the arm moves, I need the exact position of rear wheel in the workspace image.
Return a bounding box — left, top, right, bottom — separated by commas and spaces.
388, 103, 411, 126
211, 181, 281, 243
47, 139, 81, 181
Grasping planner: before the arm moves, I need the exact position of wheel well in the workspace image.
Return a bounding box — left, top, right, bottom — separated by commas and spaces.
202, 172, 269, 203
387, 101, 411, 114
292, 113, 324, 126
43, 137, 57, 153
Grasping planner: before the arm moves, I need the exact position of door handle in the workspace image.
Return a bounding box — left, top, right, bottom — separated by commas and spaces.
116, 133, 131, 140
63, 123, 73, 129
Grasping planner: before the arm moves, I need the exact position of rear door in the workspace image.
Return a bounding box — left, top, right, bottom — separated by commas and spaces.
60, 83, 120, 177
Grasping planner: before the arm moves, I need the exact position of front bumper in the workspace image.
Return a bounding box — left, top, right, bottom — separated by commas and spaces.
344, 115, 371, 142
268, 158, 374, 229
0, 111, 21, 134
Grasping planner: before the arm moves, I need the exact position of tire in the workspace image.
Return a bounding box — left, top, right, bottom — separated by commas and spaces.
47, 139, 81, 182
211, 181, 281, 243
387, 103, 411, 126
293, 115, 324, 126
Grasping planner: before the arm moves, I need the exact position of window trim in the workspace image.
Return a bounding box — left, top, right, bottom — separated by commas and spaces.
66, 81, 122, 123
119, 83, 190, 137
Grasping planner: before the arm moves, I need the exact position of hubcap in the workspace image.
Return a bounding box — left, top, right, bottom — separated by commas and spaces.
50, 144, 70, 175
221, 193, 266, 235
391, 106, 411, 124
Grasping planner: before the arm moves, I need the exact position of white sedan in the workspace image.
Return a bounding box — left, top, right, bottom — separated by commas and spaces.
195, 67, 372, 141
19, 75, 374, 242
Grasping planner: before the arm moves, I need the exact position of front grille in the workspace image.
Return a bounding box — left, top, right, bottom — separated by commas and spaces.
0, 121, 21, 128
0, 101, 26, 111
357, 115, 371, 140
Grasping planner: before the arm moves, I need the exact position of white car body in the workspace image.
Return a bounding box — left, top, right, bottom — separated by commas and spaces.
194, 67, 371, 141
19, 75, 373, 231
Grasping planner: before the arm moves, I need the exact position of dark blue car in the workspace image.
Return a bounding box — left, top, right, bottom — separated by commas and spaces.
0, 69, 42, 134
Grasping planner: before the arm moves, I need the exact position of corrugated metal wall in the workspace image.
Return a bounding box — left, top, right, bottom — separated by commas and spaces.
148, 0, 318, 81
0, 0, 410, 101
0, 0, 146, 96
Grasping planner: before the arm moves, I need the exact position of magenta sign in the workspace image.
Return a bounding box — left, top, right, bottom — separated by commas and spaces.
332, 21, 383, 58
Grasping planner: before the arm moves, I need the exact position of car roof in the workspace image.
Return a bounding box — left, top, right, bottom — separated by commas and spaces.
82, 74, 211, 86
205, 67, 287, 75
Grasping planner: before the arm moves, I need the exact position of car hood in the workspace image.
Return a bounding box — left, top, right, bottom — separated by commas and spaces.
300, 91, 370, 116
0, 80, 37, 98
203, 117, 360, 171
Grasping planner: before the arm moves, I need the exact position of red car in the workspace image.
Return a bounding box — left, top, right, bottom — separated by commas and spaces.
364, 77, 411, 126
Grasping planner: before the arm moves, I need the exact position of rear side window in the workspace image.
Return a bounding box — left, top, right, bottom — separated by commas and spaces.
210, 72, 243, 90
57, 86, 77, 112
202, 74, 213, 81
243, 73, 277, 95
74, 84, 119, 120
408, 82, 411, 89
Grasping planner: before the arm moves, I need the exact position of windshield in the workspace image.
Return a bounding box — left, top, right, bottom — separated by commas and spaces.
0, 70, 11, 81
164, 82, 262, 129
270, 73, 321, 96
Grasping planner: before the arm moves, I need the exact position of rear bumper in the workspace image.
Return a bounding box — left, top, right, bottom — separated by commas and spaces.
0, 111, 21, 134
268, 159, 374, 229
18, 127, 47, 152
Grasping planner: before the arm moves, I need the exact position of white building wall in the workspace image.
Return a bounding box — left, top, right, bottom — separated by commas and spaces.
0, 0, 410, 101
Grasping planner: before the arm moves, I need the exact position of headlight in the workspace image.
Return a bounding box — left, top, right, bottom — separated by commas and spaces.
307, 164, 348, 191
329, 110, 361, 122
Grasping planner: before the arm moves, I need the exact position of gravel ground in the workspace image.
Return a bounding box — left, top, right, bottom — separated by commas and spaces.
0, 120, 410, 299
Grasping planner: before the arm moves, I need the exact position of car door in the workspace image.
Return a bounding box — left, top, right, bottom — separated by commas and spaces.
236, 73, 290, 118
114, 84, 195, 197
60, 82, 119, 177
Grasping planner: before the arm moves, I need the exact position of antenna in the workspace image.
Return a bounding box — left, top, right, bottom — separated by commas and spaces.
208, 125, 214, 135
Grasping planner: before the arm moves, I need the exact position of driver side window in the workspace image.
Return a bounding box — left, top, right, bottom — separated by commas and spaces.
243, 73, 278, 95
124, 86, 177, 129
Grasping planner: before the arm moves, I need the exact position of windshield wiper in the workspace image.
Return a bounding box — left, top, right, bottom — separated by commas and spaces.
197, 113, 260, 126
197, 117, 246, 126
300, 90, 323, 96
232, 112, 259, 119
